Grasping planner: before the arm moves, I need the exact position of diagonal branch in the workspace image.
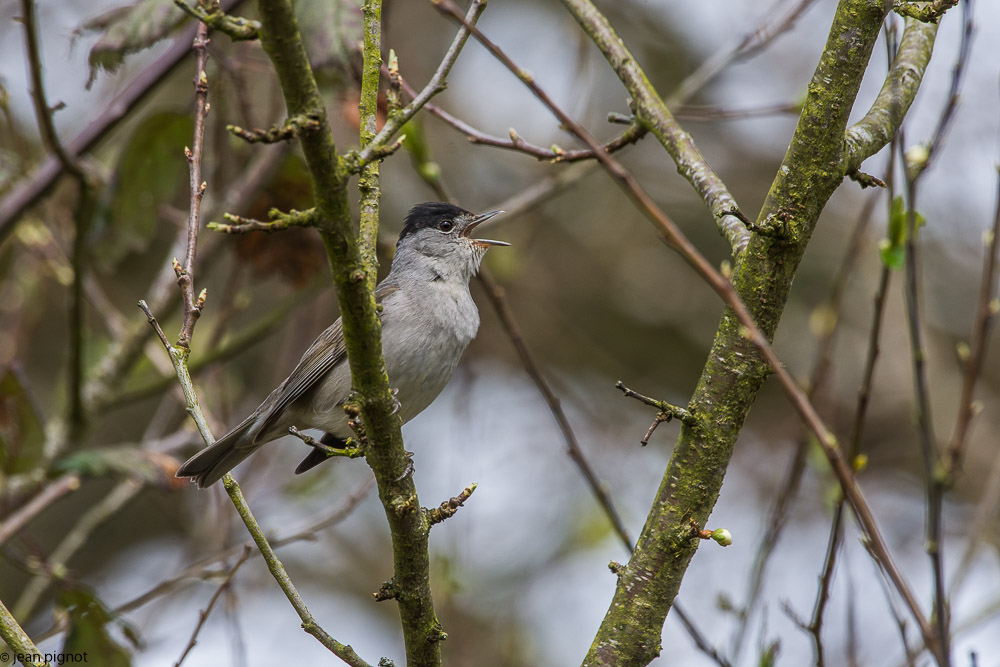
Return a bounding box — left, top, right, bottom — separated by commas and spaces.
556, 0, 753, 254
843, 18, 939, 170
351, 0, 486, 170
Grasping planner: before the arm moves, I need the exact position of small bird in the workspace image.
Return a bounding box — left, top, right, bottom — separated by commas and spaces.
176, 202, 507, 488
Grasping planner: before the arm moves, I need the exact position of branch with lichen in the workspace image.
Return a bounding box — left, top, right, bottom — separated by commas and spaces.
615, 380, 696, 445
426, 484, 477, 526
250, 0, 451, 662
349, 0, 486, 172
542, 0, 943, 664
0, 597, 43, 666
557, 0, 752, 255
894, 0, 959, 22
843, 18, 939, 171
175, 0, 261, 40
227, 113, 322, 144
208, 206, 319, 233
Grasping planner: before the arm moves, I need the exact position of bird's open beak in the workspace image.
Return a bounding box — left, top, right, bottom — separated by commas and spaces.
463, 210, 510, 247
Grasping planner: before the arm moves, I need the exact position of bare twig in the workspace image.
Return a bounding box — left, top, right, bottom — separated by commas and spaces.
31, 476, 375, 645
173, 545, 253, 667
401, 86, 646, 163
13, 478, 143, 620
478, 270, 633, 550
351, 0, 486, 170
665, 0, 820, 107
176, 24, 211, 349
942, 0, 987, 475
20, 0, 98, 434
734, 195, 877, 663
426, 484, 477, 526
0, 0, 246, 243
0, 474, 82, 548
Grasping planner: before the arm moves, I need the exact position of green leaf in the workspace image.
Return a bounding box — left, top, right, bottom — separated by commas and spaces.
879, 195, 923, 270
879, 239, 905, 270
60, 587, 139, 667
0, 364, 46, 475
78, 0, 187, 86
96, 112, 192, 267
887, 195, 906, 246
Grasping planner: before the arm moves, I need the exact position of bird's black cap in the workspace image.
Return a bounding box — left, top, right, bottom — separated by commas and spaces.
397, 202, 472, 245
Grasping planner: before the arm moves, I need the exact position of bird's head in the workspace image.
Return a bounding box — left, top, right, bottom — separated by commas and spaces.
394, 202, 508, 279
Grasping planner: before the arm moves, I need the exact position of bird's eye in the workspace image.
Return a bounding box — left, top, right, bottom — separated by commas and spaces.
437, 219, 455, 232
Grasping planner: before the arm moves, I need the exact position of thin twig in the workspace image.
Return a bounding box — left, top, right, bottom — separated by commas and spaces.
12, 478, 143, 620
352, 0, 486, 169
0, 474, 82, 548
478, 270, 633, 550
20, 0, 82, 179
665, 0, 820, 107
734, 195, 877, 663
174, 545, 253, 667
31, 476, 375, 645
901, 132, 951, 666
176, 24, 211, 349
0, 0, 247, 243
20, 0, 97, 434
401, 85, 646, 163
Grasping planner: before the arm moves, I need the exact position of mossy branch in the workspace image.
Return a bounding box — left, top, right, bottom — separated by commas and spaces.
175, 0, 261, 40
559, 0, 752, 255
893, 0, 959, 23
254, 0, 445, 663
572, 1, 941, 665
227, 113, 322, 144
208, 207, 319, 233
843, 17, 939, 172
0, 596, 43, 664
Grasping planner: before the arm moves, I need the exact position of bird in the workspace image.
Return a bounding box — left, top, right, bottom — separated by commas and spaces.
175, 202, 507, 488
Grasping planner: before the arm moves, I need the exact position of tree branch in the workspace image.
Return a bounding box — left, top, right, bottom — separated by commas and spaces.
557, 0, 753, 254
843, 18, 939, 171
350, 0, 486, 171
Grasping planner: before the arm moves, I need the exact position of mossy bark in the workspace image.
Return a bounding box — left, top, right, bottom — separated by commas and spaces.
256, 0, 441, 664
581, 1, 937, 664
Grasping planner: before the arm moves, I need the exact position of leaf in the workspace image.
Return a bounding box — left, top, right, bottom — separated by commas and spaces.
96, 112, 192, 267
78, 0, 187, 87
879, 195, 923, 270
60, 587, 139, 667
0, 364, 46, 475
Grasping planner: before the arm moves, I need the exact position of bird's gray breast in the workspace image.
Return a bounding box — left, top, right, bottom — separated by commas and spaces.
381, 278, 480, 423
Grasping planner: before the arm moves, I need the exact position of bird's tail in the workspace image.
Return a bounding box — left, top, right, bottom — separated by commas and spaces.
175, 419, 258, 489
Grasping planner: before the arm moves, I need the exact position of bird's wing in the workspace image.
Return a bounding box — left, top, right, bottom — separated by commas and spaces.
253, 282, 399, 442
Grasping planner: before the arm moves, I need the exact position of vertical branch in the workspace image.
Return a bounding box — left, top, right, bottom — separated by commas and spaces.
946, 166, 1000, 471
357, 0, 383, 294
176, 23, 212, 349
20, 0, 95, 434
901, 142, 950, 666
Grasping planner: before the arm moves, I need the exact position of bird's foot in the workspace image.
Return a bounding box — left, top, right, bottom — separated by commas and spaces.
395, 450, 415, 482
390, 387, 401, 416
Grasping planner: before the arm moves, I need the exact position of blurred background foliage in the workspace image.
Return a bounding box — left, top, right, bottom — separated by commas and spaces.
1, 0, 999, 665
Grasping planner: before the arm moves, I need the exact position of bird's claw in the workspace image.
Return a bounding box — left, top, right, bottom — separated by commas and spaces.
390, 387, 402, 416
395, 450, 415, 482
